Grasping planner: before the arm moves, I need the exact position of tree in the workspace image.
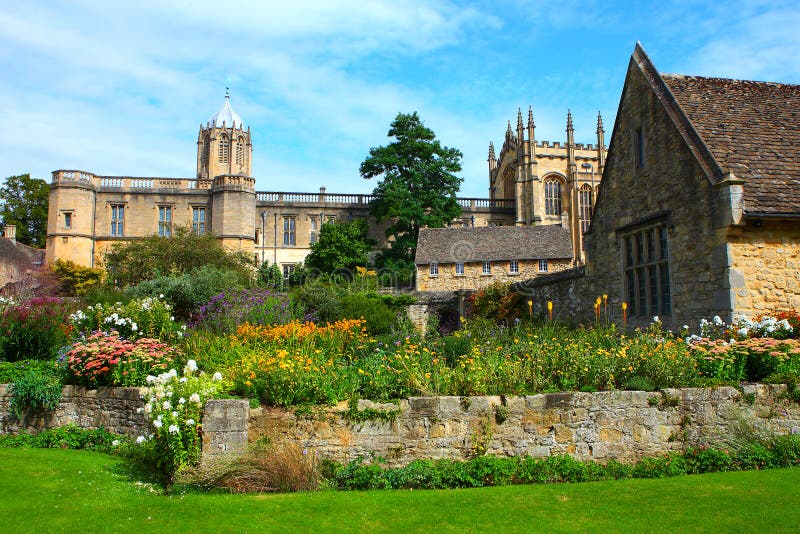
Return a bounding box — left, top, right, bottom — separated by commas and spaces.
103, 226, 254, 287
0, 174, 49, 247
304, 219, 372, 275
360, 113, 463, 278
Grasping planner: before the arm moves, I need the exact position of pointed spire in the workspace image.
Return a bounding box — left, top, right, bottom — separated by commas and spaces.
506, 120, 513, 139
488, 141, 496, 161
566, 109, 574, 133
596, 111, 604, 134
517, 108, 523, 130
527, 106, 534, 129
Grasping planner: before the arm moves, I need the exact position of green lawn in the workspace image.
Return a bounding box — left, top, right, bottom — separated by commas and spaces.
1, 448, 798, 533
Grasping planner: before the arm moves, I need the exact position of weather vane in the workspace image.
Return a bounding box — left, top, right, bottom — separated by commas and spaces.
225, 77, 231, 97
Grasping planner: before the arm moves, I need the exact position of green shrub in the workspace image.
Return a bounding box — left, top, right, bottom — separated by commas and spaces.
291, 278, 344, 324
769, 434, 800, 467
0, 360, 62, 385
9, 369, 63, 418
0, 425, 120, 451
339, 293, 397, 335
623, 375, 657, 392
629, 454, 687, 478
70, 296, 184, 342
0, 297, 77, 362
130, 265, 247, 320
684, 447, 733, 473
51, 259, 104, 296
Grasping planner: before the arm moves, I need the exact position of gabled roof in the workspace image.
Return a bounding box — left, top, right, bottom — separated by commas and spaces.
630, 43, 800, 216
415, 225, 572, 265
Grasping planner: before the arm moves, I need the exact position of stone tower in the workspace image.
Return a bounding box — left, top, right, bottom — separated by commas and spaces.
197, 88, 253, 180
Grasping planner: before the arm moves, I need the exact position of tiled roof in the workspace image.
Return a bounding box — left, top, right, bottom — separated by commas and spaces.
661, 74, 800, 215
415, 225, 573, 264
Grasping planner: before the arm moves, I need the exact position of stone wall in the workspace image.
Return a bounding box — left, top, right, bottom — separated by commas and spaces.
223, 385, 799, 467
728, 220, 800, 315
513, 266, 594, 324
0, 384, 148, 436
417, 258, 572, 292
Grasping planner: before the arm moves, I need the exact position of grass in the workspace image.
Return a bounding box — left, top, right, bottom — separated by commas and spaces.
1, 449, 799, 533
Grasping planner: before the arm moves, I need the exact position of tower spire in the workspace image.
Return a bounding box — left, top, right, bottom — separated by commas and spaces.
596, 111, 606, 173
488, 141, 496, 172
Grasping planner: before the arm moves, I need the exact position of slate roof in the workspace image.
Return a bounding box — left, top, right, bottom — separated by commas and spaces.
415, 225, 573, 265
661, 74, 800, 215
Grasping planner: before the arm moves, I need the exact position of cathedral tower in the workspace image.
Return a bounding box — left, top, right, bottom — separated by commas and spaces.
197, 87, 252, 179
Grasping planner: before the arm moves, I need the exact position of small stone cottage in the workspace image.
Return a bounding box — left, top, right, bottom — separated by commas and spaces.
574, 43, 800, 329
415, 225, 573, 292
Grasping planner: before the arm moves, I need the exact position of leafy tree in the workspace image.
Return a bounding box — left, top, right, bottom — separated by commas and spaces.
256, 262, 284, 289
103, 226, 254, 287
0, 174, 49, 247
304, 219, 372, 275
360, 112, 463, 278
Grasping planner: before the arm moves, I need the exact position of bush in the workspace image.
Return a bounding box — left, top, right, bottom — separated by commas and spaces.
684, 446, 733, 473
189, 289, 302, 334
466, 282, 524, 324
64, 332, 178, 388
0, 360, 62, 385
130, 265, 247, 320
0, 297, 76, 361
134, 364, 223, 483
339, 293, 397, 335
8, 369, 63, 418
51, 259, 104, 296
70, 296, 184, 342
103, 226, 254, 287
0, 425, 120, 451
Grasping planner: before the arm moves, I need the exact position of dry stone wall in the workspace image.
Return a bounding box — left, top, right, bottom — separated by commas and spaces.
0, 384, 149, 436
234, 385, 800, 467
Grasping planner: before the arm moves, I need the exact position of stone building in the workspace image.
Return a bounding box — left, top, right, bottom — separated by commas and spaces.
46, 91, 516, 277
488, 108, 607, 261
531, 43, 800, 329
415, 226, 572, 292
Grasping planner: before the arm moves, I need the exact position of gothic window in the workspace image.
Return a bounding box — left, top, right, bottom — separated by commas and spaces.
218, 134, 229, 164
192, 207, 206, 235
623, 224, 671, 317
235, 136, 245, 166
110, 205, 124, 236
579, 184, 594, 237
544, 178, 562, 216
202, 135, 210, 168
283, 217, 296, 246
309, 218, 318, 244
158, 206, 172, 237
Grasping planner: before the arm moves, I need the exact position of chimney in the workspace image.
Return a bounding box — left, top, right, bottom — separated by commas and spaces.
3, 224, 15, 243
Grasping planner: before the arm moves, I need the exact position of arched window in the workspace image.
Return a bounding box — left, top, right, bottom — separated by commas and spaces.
201, 135, 210, 168
579, 184, 593, 234
218, 134, 229, 164
235, 136, 244, 166
544, 177, 562, 216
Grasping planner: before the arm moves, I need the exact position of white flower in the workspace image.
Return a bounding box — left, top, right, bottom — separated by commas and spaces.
652, 316, 660, 323
189, 393, 201, 404
144, 403, 152, 414
178, 397, 186, 404
136, 436, 146, 444
184, 360, 198, 374
162, 400, 172, 410
153, 419, 163, 428
146, 375, 157, 384
159, 294, 165, 299
112, 440, 120, 447
212, 372, 223, 382
172, 411, 179, 417
179, 377, 188, 383
136, 407, 144, 414
713, 315, 723, 325
131, 323, 138, 331
170, 316, 175, 321
682, 325, 689, 330
168, 424, 179, 434
186, 419, 195, 426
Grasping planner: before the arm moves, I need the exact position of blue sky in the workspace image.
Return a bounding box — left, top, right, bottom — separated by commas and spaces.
1, 0, 798, 197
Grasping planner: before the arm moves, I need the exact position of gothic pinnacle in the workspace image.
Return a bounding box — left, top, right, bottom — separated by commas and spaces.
597, 111, 604, 133
566, 109, 574, 132
488, 141, 496, 161
527, 106, 534, 129
517, 108, 523, 130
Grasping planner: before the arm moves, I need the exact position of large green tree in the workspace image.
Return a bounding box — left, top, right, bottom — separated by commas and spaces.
360, 112, 463, 278
304, 219, 372, 275
0, 174, 49, 247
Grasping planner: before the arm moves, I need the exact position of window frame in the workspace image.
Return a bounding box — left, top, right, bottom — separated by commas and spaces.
63, 211, 73, 230
429, 262, 439, 276
110, 204, 124, 237
283, 216, 296, 246
482, 261, 492, 275
538, 259, 548, 272
158, 205, 172, 237
544, 177, 563, 216
623, 223, 671, 317
509, 260, 519, 275
455, 262, 465, 276
192, 206, 206, 235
